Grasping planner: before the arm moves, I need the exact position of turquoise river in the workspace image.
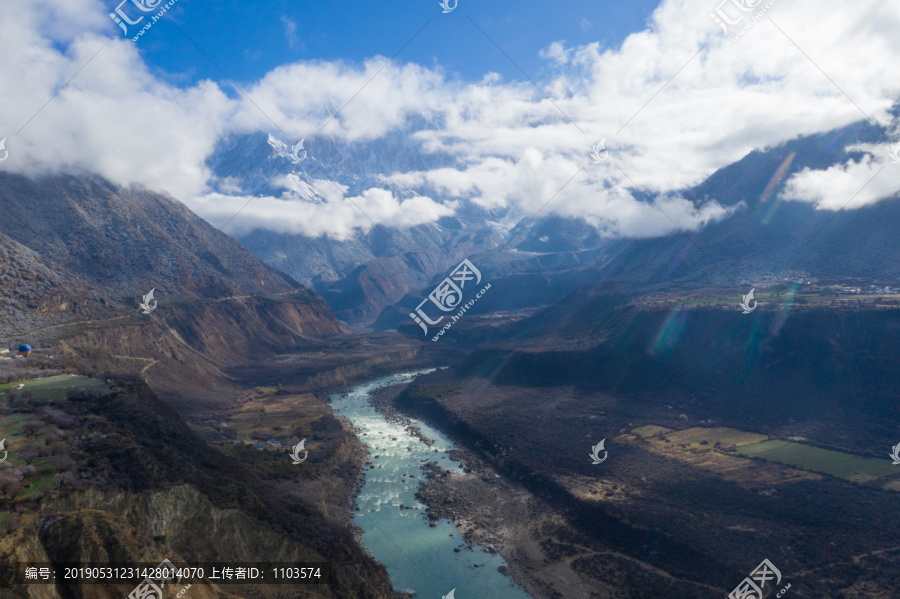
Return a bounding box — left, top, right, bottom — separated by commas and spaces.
330, 370, 533, 599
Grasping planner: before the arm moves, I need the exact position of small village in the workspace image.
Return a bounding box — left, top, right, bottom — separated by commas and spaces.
234, 438, 284, 451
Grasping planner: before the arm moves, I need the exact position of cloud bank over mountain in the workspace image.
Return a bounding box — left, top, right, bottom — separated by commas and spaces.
2, 0, 900, 239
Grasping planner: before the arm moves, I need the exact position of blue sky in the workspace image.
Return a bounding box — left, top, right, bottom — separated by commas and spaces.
133, 0, 661, 88
3, 0, 898, 240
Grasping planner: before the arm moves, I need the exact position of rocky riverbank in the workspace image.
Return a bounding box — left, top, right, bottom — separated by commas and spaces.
365, 382, 436, 447
363, 383, 562, 599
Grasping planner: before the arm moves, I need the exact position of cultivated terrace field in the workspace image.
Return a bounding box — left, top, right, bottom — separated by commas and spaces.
0, 374, 108, 507
736, 439, 900, 490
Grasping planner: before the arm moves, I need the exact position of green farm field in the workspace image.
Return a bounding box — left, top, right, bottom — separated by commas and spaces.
1, 374, 107, 500
736, 439, 900, 488
0, 374, 106, 399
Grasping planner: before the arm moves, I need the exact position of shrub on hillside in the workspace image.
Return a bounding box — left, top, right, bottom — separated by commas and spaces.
21, 420, 45, 438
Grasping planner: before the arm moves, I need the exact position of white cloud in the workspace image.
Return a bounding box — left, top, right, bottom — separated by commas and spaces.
280, 16, 299, 49
188, 187, 452, 240
540, 41, 573, 66
1, 0, 900, 241
782, 145, 900, 210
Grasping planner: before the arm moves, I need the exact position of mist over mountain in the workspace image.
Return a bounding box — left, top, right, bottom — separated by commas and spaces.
205, 129, 507, 324
206, 112, 900, 331
369, 115, 900, 339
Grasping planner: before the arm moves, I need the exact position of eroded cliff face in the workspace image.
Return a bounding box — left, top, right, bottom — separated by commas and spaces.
42, 484, 389, 599
56, 485, 323, 568
1, 505, 233, 599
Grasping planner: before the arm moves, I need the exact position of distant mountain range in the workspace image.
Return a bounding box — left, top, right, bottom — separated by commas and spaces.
209, 116, 899, 332
371, 117, 900, 337
207, 129, 506, 325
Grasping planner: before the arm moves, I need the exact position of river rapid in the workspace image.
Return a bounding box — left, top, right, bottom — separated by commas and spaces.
330, 370, 532, 599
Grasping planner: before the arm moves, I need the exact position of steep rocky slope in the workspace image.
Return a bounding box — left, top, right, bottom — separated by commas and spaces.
0, 381, 397, 598
0, 172, 327, 304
